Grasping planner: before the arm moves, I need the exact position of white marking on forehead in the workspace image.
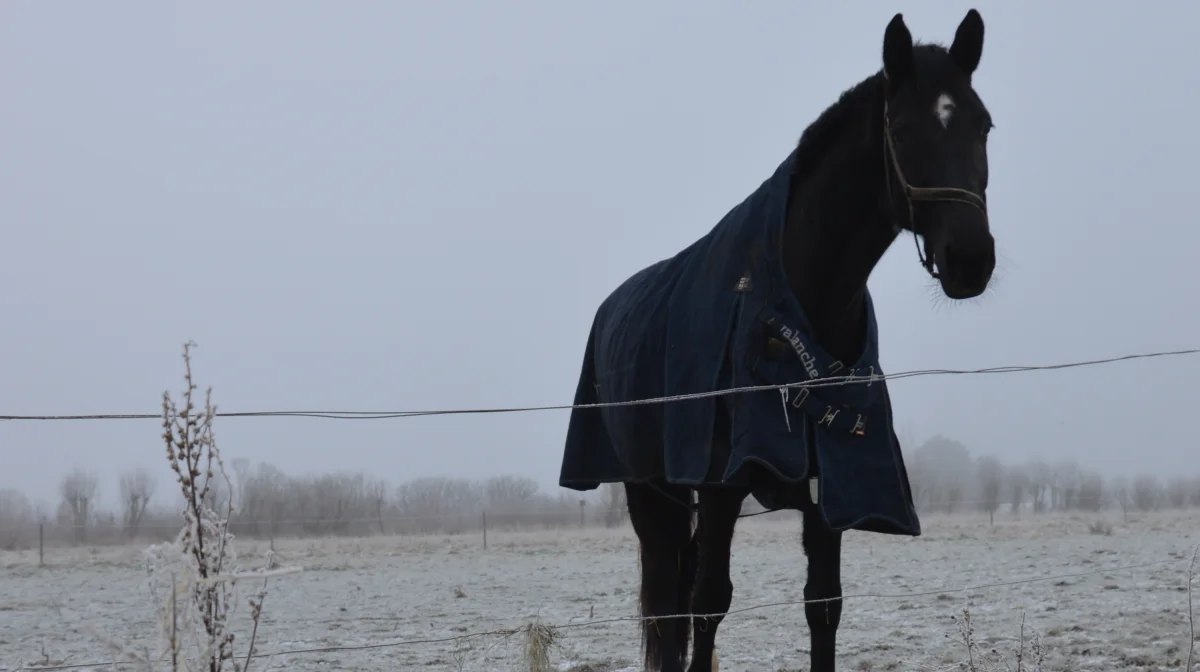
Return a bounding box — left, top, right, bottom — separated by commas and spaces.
934, 93, 956, 128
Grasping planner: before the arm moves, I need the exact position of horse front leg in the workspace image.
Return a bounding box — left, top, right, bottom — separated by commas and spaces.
686, 487, 747, 672
802, 505, 843, 672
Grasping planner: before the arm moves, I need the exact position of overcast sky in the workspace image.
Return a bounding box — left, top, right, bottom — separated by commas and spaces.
2, 1, 1198, 511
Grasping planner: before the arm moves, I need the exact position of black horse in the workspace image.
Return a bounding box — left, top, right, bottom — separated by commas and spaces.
559, 11, 995, 672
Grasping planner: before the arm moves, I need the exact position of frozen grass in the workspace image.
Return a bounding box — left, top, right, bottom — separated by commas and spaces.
2, 507, 1197, 671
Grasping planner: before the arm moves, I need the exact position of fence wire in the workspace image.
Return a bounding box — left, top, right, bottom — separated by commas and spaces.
3, 347, 1200, 670
1, 347, 1198, 422
3, 553, 1191, 672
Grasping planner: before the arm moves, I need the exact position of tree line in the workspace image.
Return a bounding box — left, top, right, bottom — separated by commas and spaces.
0, 458, 630, 549
906, 435, 1200, 526
1, 435, 1197, 549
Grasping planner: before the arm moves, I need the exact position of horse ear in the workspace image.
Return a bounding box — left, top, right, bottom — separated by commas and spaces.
882, 13, 914, 82
949, 9, 984, 76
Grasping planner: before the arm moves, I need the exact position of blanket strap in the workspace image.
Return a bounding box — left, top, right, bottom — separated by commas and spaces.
782, 385, 868, 436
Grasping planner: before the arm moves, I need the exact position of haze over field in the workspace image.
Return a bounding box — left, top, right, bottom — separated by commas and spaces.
2, 3, 1199, 523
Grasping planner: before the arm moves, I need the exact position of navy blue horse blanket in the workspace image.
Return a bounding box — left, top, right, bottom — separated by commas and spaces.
559, 148, 920, 537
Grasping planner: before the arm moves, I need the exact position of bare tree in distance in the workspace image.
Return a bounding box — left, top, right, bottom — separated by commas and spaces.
239, 461, 289, 538
484, 475, 539, 509
1132, 475, 1162, 512
1027, 459, 1051, 513
21, 413, 1200, 549
366, 475, 388, 534
1078, 470, 1105, 512
603, 482, 627, 528
1109, 475, 1131, 522
0, 488, 35, 550
119, 468, 156, 538
976, 456, 1004, 528
1166, 477, 1191, 509
908, 435, 973, 513
230, 457, 251, 510
60, 468, 99, 544
1006, 465, 1029, 515
1051, 460, 1082, 510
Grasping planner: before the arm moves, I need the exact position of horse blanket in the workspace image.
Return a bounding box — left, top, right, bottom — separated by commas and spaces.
558, 148, 920, 536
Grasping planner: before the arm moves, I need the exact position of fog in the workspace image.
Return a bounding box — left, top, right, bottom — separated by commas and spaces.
2, 1, 1199, 517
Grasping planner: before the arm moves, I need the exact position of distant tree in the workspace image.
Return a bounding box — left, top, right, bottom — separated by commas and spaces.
602, 482, 627, 528
60, 468, 99, 543
1006, 465, 1029, 514
0, 488, 35, 550
119, 468, 156, 538
1052, 460, 1082, 510
1109, 475, 1131, 522
1165, 477, 1191, 509
909, 435, 973, 514
231, 457, 252, 510
239, 461, 289, 537
1131, 474, 1162, 512
1077, 470, 1105, 512
976, 456, 1004, 527
483, 475, 539, 510
1026, 460, 1051, 513
1189, 477, 1200, 509
365, 476, 389, 534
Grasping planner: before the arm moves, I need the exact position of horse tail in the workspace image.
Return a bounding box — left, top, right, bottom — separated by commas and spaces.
633, 485, 696, 670
676, 514, 699, 655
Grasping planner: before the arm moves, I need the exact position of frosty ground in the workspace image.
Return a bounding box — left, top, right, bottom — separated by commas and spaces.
1, 509, 1197, 671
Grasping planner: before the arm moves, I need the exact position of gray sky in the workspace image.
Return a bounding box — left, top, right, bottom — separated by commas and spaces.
2, 1, 1198, 511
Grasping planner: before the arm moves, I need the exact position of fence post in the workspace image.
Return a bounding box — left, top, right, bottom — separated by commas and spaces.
482, 511, 487, 550
579, 499, 585, 527
39, 523, 44, 567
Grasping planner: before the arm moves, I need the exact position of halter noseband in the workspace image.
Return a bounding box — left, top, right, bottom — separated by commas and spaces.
882, 101, 988, 279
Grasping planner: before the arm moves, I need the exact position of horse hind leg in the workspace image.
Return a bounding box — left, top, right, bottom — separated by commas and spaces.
626, 481, 695, 672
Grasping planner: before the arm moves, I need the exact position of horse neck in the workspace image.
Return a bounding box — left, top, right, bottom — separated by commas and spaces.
780, 110, 897, 365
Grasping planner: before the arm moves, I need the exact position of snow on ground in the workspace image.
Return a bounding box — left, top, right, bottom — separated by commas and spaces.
1, 509, 1197, 671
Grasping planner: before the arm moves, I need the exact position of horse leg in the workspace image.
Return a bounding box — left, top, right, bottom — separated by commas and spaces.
686, 487, 747, 672
802, 504, 843, 672
626, 481, 695, 672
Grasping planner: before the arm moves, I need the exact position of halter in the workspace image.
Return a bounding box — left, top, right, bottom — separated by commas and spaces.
882, 101, 988, 279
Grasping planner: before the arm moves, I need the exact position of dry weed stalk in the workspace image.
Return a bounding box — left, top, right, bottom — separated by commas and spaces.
946, 602, 1045, 672
1186, 543, 1198, 672
91, 342, 300, 672
1014, 611, 1025, 672
522, 619, 560, 672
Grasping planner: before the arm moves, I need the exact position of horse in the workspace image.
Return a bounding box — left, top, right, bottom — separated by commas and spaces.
559, 10, 995, 671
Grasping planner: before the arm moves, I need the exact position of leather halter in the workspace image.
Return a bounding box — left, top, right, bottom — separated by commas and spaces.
882, 101, 988, 279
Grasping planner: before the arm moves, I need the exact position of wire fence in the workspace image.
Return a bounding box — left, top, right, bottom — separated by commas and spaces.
1, 346, 1197, 422
3, 550, 1196, 672
4, 346, 1200, 670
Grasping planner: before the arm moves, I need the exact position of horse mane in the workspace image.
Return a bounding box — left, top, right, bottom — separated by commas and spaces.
788, 42, 954, 187
788, 73, 885, 187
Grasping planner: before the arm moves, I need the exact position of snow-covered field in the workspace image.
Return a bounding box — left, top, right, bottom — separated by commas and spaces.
2, 509, 1197, 671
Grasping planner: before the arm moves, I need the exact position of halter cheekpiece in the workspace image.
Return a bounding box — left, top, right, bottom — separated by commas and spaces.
882, 99, 988, 279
